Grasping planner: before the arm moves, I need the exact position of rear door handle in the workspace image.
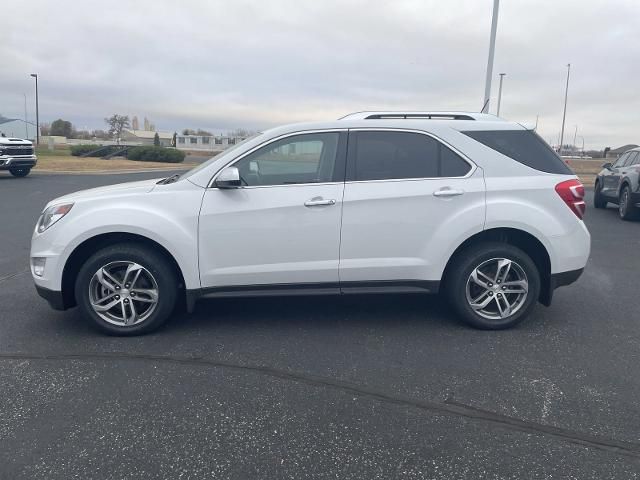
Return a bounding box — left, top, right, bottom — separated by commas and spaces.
304, 198, 336, 207
433, 188, 464, 197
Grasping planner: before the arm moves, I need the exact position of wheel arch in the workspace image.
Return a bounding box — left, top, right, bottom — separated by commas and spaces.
60, 232, 187, 310
441, 227, 553, 306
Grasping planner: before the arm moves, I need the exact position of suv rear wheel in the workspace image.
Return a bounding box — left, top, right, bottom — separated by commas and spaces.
74, 243, 178, 335
593, 181, 607, 209
446, 243, 540, 329
10, 167, 31, 177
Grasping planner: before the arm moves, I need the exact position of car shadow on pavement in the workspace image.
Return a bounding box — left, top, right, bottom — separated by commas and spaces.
167, 293, 463, 334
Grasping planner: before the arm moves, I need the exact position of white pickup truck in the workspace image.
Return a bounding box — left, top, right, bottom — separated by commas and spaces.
0, 136, 37, 177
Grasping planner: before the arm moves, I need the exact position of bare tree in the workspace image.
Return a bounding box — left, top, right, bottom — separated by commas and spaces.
104, 114, 130, 140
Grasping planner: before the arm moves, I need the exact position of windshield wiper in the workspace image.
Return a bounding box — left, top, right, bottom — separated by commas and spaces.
157, 174, 180, 185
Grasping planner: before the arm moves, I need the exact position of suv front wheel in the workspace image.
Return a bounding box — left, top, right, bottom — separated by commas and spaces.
446, 243, 540, 330
75, 243, 178, 335
10, 167, 31, 177
618, 185, 638, 221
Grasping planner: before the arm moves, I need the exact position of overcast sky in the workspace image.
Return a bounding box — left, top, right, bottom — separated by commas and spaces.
1, 0, 638, 148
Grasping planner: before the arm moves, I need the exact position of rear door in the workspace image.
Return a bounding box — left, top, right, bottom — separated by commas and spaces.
338, 129, 485, 288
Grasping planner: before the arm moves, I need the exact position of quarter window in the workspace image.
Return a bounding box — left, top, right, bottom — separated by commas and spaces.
348, 131, 470, 181
233, 132, 340, 186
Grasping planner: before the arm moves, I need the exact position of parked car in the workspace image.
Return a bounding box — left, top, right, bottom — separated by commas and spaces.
594, 147, 640, 220
31, 111, 590, 335
0, 136, 37, 177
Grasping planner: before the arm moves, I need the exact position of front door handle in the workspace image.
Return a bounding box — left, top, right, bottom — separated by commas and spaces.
304, 198, 336, 207
433, 188, 464, 197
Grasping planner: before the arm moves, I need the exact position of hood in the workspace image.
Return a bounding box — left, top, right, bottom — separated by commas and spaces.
48, 177, 163, 206
0, 137, 32, 146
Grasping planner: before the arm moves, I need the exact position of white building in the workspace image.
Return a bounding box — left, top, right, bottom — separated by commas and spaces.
121, 129, 173, 146
0, 118, 40, 141
175, 134, 247, 151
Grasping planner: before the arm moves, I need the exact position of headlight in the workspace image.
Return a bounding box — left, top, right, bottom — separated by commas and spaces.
36, 203, 74, 233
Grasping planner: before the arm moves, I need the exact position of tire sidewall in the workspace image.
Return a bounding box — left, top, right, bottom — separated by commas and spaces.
447, 244, 541, 330
594, 181, 606, 208
75, 244, 178, 335
10, 168, 30, 177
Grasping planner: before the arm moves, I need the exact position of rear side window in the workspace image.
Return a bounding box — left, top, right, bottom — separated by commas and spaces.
462, 130, 572, 174
347, 131, 471, 181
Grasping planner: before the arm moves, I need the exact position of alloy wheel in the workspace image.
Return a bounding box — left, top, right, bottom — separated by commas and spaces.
619, 189, 628, 218
88, 261, 159, 326
465, 258, 529, 321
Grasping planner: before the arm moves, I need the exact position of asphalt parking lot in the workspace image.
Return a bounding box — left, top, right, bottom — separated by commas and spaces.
1, 171, 639, 479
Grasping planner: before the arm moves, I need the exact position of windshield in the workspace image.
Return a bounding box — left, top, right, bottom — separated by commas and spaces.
177, 133, 262, 181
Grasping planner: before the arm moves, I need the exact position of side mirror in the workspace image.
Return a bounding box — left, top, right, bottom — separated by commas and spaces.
215, 166, 241, 188
602, 162, 612, 170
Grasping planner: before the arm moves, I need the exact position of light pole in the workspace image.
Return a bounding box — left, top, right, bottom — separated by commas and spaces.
578, 136, 585, 156
572, 125, 578, 154
30, 74, 39, 145
23, 93, 28, 138
496, 73, 506, 116
482, 0, 500, 113
559, 63, 570, 156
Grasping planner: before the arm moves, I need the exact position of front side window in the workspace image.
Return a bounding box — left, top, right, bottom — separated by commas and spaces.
233, 132, 340, 186
347, 131, 470, 181
613, 153, 629, 168
623, 152, 638, 166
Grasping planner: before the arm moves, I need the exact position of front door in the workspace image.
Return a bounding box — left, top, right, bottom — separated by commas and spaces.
602, 152, 630, 198
198, 131, 347, 290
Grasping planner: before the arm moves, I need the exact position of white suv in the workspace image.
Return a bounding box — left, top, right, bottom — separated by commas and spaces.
31, 112, 590, 335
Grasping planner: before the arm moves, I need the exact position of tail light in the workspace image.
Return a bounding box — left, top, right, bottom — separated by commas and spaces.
555, 179, 586, 219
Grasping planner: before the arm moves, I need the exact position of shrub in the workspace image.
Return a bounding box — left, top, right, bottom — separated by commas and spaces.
70, 144, 102, 156
127, 146, 185, 163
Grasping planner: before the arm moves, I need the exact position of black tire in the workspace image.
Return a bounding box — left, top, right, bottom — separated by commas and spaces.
618, 185, 638, 221
593, 181, 607, 209
74, 243, 178, 335
445, 242, 541, 330
9, 167, 31, 177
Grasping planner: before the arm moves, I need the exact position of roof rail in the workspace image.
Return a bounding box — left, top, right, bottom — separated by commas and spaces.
338, 111, 502, 121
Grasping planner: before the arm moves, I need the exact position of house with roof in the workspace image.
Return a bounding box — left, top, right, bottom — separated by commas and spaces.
607, 144, 639, 158
120, 129, 173, 146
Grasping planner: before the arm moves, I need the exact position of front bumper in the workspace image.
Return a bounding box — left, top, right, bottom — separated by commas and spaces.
0, 155, 37, 170
35, 284, 67, 310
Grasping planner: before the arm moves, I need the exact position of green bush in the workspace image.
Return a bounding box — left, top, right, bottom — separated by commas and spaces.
127, 146, 185, 163
70, 144, 102, 156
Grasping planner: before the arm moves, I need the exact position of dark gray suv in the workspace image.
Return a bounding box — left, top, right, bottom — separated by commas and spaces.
594, 147, 640, 220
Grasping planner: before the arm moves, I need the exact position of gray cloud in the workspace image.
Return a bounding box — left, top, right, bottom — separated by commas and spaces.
1, 0, 638, 148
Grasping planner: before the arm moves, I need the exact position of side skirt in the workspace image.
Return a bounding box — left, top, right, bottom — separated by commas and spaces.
185, 280, 440, 312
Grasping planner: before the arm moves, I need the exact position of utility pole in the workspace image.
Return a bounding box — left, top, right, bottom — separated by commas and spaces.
482, 0, 500, 113
559, 63, 570, 156
30, 73, 39, 145
496, 73, 506, 116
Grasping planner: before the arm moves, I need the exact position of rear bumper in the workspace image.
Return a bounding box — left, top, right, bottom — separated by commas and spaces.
540, 267, 584, 307
551, 268, 584, 289
0, 155, 37, 169
35, 285, 67, 311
